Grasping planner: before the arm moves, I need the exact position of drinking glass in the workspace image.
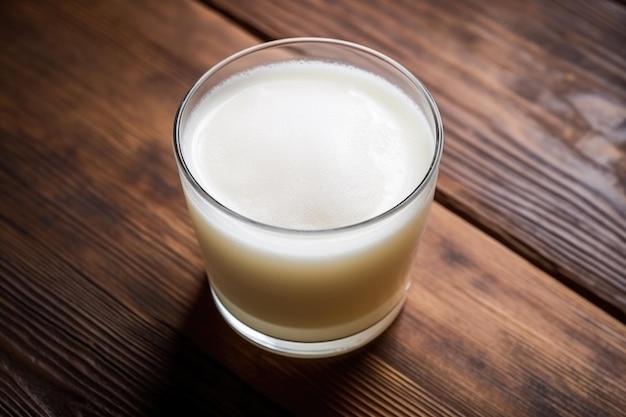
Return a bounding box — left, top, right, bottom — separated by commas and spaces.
174, 38, 443, 358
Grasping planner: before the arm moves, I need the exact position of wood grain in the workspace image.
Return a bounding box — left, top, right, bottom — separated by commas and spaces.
205, 0, 626, 316
187, 206, 626, 417
1, 0, 625, 416
0, 0, 284, 415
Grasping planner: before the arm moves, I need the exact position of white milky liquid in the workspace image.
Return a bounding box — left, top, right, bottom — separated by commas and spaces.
182, 60, 437, 342
187, 61, 433, 230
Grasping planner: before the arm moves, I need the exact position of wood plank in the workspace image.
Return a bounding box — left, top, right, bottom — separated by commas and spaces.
205, 0, 626, 316
182, 206, 626, 416
0, 0, 624, 416
0, 0, 287, 415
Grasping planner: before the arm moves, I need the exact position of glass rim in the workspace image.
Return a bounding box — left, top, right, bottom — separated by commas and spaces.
173, 37, 444, 234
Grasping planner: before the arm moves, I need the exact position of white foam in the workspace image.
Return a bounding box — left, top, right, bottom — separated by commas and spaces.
187, 60, 434, 230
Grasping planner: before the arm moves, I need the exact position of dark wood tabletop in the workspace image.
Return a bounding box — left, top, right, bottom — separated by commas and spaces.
1, 0, 625, 415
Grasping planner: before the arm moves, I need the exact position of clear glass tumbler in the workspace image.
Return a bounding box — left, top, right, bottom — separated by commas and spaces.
174, 38, 443, 358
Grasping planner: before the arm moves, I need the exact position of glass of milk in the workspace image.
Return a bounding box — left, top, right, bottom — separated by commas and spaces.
174, 38, 443, 358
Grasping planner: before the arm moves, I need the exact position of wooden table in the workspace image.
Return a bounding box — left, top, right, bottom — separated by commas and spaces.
1, 0, 624, 415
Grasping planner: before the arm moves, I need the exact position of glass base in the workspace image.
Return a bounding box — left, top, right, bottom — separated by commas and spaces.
211, 287, 405, 358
